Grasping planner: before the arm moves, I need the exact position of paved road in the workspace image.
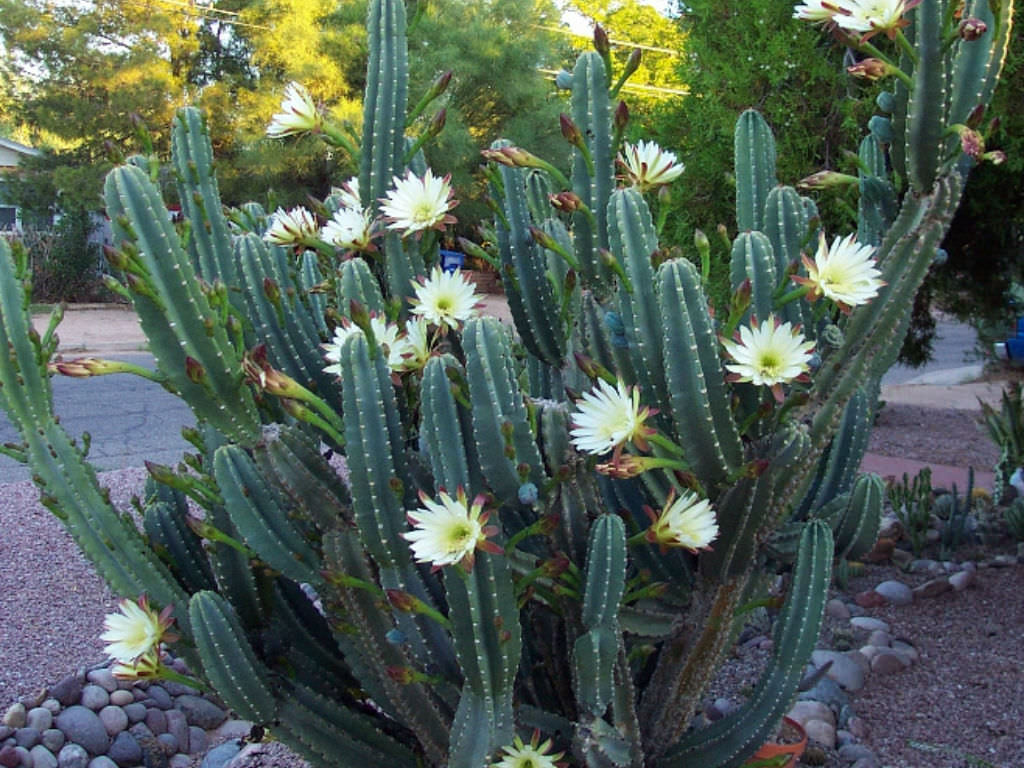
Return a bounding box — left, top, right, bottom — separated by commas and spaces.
0, 313, 984, 485
0, 354, 194, 484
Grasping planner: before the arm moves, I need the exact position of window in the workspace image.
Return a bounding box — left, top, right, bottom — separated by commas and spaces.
0, 206, 16, 230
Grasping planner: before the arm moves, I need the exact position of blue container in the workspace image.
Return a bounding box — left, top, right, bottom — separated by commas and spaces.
440, 249, 465, 273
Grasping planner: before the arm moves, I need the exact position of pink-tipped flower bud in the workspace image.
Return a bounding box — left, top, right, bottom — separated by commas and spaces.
559, 114, 584, 149
593, 24, 610, 56
614, 101, 630, 133
846, 58, 894, 81
550, 191, 584, 212
958, 17, 987, 40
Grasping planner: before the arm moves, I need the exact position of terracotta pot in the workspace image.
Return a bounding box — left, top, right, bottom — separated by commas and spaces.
743, 717, 808, 768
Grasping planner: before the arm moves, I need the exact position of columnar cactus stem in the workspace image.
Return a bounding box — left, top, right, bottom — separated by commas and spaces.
0, 2, 1014, 766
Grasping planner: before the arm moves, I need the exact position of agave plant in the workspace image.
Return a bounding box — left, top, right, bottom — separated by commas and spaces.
0, 0, 1013, 766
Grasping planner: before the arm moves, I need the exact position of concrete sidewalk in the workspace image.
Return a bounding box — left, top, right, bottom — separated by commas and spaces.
32, 303, 1003, 491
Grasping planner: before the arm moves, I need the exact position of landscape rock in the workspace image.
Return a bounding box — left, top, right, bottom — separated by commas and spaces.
86, 757, 118, 768
949, 569, 974, 591
912, 577, 952, 599
0, 745, 19, 768
803, 718, 836, 749
144, 708, 167, 736
106, 732, 141, 767
85, 671, 117, 695
825, 598, 850, 620
187, 727, 207, 755
870, 650, 909, 675
106, 692, 132, 708
26, 708, 52, 733
787, 699, 834, 727
200, 740, 243, 768
49, 677, 83, 708
175, 697, 227, 731
41, 729, 65, 753
867, 630, 891, 647
810, 650, 866, 691
143, 687, 172, 711
55, 706, 109, 756
2, 704, 26, 729
14, 728, 40, 749
121, 704, 146, 725
79, 686, 109, 712
850, 616, 890, 633
873, 580, 913, 606
853, 589, 887, 608
30, 744, 57, 768
57, 743, 89, 768
891, 639, 919, 661
97, 707, 127, 738
164, 711, 189, 754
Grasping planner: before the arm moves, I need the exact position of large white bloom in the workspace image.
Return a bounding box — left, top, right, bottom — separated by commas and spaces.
323, 317, 401, 376
263, 207, 318, 246
331, 177, 362, 211
795, 232, 884, 311
570, 378, 654, 456
618, 140, 684, 192
834, 0, 914, 36
389, 317, 432, 372
321, 206, 375, 251
646, 490, 719, 552
492, 732, 564, 768
792, 0, 844, 23
101, 597, 174, 663
266, 82, 322, 138
403, 489, 498, 571
410, 267, 481, 330
380, 169, 458, 236
722, 316, 814, 401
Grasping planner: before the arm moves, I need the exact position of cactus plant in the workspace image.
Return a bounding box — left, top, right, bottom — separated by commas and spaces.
0, 1, 1015, 766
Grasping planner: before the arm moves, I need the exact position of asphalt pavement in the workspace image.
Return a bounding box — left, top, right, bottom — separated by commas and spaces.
0, 303, 1003, 486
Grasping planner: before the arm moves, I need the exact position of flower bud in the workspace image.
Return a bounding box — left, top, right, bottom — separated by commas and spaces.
550, 191, 584, 212
185, 356, 206, 385
623, 48, 642, 79
614, 101, 630, 134
958, 17, 987, 40
593, 24, 610, 56
846, 58, 894, 81
797, 170, 859, 191
982, 150, 1007, 165
559, 114, 584, 149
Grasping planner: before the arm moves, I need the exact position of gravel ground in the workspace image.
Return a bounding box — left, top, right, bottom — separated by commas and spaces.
2, 405, 1021, 767
869, 403, 999, 471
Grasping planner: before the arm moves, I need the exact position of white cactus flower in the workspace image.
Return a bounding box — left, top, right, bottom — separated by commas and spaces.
263, 206, 318, 246
492, 732, 565, 768
380, 169, 458, 236
403, 489, 499, 571
618, 140, 684, 191
834, 0, 915, 36
792, 0, 844, 23
722, 316, 815, 401
330, 177, 362, 211
101, 596, 175, 663
321, 206, 375, 251
570, 378, 654, 456
795, 231, 884, 312
266, 81, 322, 138
410, 266, 481, 331
646, 490, 719, 552
322, 317, 401, 376
389, 317, 432, 372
